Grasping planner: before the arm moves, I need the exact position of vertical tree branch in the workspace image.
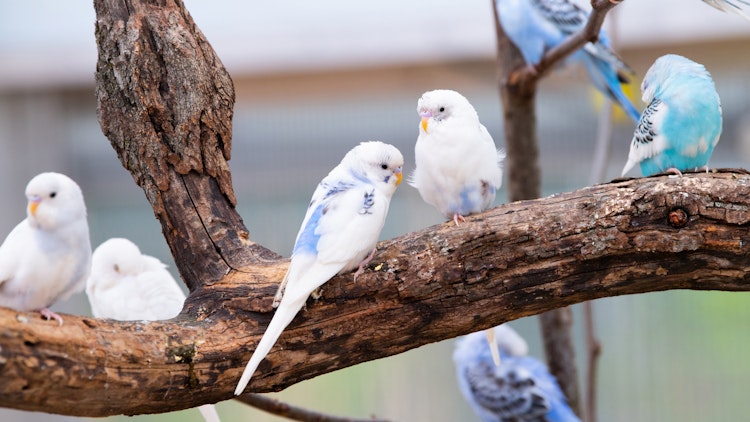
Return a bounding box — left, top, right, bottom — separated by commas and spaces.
492, 0, 622, 416
94, 0, 278, 292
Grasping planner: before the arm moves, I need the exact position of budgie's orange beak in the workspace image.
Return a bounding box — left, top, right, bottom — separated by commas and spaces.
421, 117, 429, 132
28, 197, 41, 216
395, 170, 403, 186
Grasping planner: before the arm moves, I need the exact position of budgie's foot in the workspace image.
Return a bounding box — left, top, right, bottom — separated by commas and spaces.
272, 280, 288, 308
665, 167, 683, 176
40, 308, 64, 326
353, 248, 377, 282
310, 287, 323, 301
701, 165, 709, 173
453, 213, 466, 226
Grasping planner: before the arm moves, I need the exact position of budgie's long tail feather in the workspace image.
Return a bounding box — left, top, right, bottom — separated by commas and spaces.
197, 404, 221, 422
582, 54, 641, 123
234, 294, 308, 395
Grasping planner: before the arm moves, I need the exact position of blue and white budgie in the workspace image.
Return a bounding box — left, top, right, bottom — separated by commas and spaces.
0, 172, 91, 326
410, 89, 505, 226
86, 237, 221, 422
704, 0, 750, 20
234, 141, 404, 395
454, 325, 581, 422
621, 54, 722, 177
495, 0, 640, 122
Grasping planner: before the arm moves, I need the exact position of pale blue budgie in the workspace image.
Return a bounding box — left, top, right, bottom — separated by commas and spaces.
703, 0, 750, 20
621, 54, 722, 177
495, 0, 640, 122
410, 89, 505, 226
235, 141, 403, 395
454, 325, 581, 422
86, 237, 221, 422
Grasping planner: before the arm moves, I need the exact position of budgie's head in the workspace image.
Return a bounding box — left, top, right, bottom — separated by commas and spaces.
417, 89, 479, 133
25, 172, 87, 231
344, 141, 404, 193
641, 54, 711, 103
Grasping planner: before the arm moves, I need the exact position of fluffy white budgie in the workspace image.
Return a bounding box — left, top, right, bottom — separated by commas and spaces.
454, 325, 581, 422
86, 237, 221, 422
410, 89, 504, 226
621, 54, 722, 177
0, 172, 91, 326
495, 0, 640, 122
86, 238, 185, 320
234, 141, 404, 395
704, 0, 750, 20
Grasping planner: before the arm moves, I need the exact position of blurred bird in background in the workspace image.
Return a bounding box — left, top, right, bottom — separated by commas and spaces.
454, 325, 581, 422
495, 0, 641, 122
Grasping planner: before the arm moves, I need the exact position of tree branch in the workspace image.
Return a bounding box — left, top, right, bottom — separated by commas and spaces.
235, 394, 390, 422
1, 171, 749, 416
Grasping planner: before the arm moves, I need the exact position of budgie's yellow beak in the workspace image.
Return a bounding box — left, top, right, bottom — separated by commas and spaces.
395, 170, 403, 186
28, 197, 41, 216
421, 117, 429, 132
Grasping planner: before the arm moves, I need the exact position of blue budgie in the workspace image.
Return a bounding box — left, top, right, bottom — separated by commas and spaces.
454, 325, 581, 422
495, 0, 640, 122
235, 141, 403, 395
621, 54, 722, 177
703, 0, 750, 20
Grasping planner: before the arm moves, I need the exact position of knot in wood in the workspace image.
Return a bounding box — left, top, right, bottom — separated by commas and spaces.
668, 208, 689, 228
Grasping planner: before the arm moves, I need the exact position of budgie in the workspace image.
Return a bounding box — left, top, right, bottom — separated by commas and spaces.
495, 0, 641, 122
86, 237, 221, 422
0, 172, 91, 326
454, 325, 581, 422
410, 89, 505, 226
234, 141, 404, 395
621, 54, 722, 177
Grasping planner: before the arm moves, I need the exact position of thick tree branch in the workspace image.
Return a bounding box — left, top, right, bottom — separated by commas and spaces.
94, 0, 278, 291
1, 171, 749, 416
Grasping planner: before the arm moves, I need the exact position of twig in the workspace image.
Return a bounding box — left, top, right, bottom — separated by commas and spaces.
510, 0, 622, 93
236, 394, 391, 422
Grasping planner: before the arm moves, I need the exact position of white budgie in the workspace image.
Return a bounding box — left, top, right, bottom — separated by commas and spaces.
86, 237, 221, 422
234, 141, 404, 395
0, 172, 91, 326
410, 89, 504, 226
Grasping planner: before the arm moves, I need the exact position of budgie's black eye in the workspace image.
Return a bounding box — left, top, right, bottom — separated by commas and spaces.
380, 163, 388, 170
49, 192, 57, 198
439, 106, 445, 112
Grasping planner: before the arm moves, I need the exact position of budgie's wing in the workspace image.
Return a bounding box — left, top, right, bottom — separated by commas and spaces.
0, 222, 25, 288
464, 358, 551, 420
529, 0, 587, 35
622, 97, 668, 176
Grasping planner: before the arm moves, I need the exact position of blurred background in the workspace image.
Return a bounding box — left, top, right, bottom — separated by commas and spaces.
1, 0, 749, 421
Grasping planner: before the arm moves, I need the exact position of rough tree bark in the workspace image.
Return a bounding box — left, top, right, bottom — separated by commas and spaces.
492, 0, 622, 416
0, 0, 748, 418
